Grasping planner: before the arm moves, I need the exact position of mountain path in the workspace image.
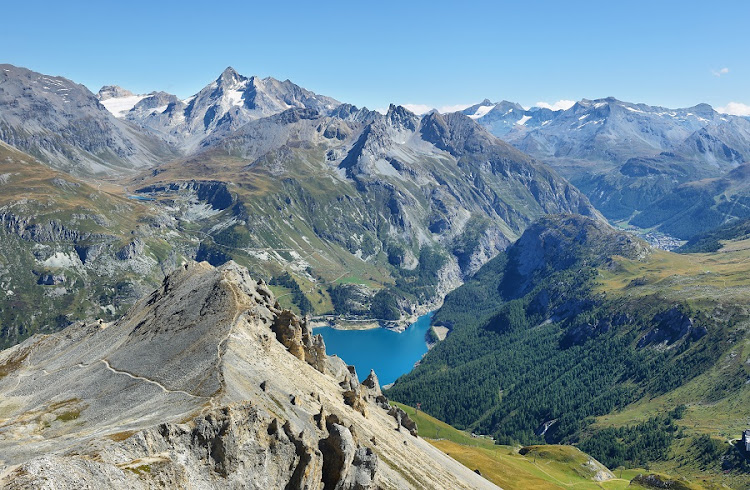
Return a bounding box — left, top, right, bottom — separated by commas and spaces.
100, 359, 205, 399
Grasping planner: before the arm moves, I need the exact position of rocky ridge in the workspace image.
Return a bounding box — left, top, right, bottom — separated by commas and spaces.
114, 67, 341, 151
0, 261, 494, 489
0, 64, 176, 176
466, 96, 750, 225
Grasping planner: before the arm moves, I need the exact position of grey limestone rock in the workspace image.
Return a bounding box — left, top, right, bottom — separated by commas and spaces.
0, 261, 495, 489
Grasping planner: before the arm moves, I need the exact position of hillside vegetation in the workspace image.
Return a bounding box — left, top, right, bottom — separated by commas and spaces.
391, 402, 706, 490
0, 142, 194, 347
386, 215, 750, 488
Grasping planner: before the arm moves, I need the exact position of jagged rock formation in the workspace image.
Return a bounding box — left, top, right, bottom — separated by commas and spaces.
0, 261, 495, 489
119, 67, 341, 151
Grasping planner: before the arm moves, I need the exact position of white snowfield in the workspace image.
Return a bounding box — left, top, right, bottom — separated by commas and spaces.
100, 94, 148, 118
469, 104, 495, 119
516, 114, 531, 125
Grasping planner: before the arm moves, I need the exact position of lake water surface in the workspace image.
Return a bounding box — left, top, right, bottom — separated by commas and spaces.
313, 312, 434, 386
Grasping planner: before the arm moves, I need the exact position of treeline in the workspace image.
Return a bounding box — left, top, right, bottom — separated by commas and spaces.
386, 228, 730, 469
270, 272, 312, 315
579, 415, 679, 469
678, 218, 750, 253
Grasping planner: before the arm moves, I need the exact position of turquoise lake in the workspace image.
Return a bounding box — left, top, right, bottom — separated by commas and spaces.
313, 312, 434, 386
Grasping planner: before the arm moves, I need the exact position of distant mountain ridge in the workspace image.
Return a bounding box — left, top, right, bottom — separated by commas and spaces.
461, 99, 558, 135
101, 66, 340, 151
0, 64, 177, 176
466, 96, 750, 226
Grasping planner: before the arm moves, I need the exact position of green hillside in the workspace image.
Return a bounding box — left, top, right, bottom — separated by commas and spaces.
0, 143, 194, 347
386, 215, 750, 488
392, 402, 706, 490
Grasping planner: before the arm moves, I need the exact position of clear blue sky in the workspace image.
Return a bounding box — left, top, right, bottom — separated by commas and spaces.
3, 0, 749, 113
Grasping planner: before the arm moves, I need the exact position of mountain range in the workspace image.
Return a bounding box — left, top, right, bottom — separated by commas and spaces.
97, 76, 750, 240
0, 63, 597, 348
0, 64, 176, 176
2, 61, 750, 487
467, 97, 750, 234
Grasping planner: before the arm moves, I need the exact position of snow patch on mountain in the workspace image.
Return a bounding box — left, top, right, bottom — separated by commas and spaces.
469, 105, 495, 119
100, 94, 149, 118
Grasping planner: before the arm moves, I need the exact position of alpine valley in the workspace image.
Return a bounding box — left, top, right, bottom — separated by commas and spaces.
0, 64, 597, 348
1, 62, 750, 489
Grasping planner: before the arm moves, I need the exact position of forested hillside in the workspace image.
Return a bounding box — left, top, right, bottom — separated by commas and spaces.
387, 215, 750, 484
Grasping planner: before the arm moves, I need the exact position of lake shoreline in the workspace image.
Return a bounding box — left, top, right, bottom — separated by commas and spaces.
309, 296, 444, 333
312, 311, 435, 386
309, 318, 381, 331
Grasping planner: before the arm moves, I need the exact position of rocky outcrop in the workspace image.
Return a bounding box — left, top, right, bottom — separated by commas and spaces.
36, 273, 66, 285
136, 180, 234, 211
0, 212, 112, 243
320, 417, 378, 490
637, 307, 707, 348
115, 238, 145, 260
97, 85, 135, 100
0, 261, 493, 489
387, 405, 419, 437
272, 309, 327, 373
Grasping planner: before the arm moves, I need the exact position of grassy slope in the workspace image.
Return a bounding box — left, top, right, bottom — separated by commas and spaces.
131, 150, 396, 315
594, 244, 750, 488
0, 141, 147, 232
0, 143, 196, 347
388, 217, 750, 488
392, 402, 652, 490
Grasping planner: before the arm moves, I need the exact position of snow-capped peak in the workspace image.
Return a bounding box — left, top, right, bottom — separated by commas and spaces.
469, 104, 495, 119
97, 85, 149, 118
217, 66, 246, 87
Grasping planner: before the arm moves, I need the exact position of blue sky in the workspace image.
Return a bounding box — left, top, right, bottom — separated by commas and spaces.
3, 0, 749, 114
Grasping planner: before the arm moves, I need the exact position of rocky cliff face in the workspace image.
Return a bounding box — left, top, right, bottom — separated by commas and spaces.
0, 64, 176, 176
0, 261, 495, 489
121, 67, 341, 151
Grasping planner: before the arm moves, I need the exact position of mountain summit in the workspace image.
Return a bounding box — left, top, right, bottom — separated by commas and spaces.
118, 67, 341, 150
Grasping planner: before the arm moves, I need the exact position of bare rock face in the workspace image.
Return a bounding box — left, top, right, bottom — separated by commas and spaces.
637, 306, 707, 348
115, 238, 145, 260
388, 406, 419, 437
271, 309, 327, 373
320, 419, 377, 490
0, 261, 495, 489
